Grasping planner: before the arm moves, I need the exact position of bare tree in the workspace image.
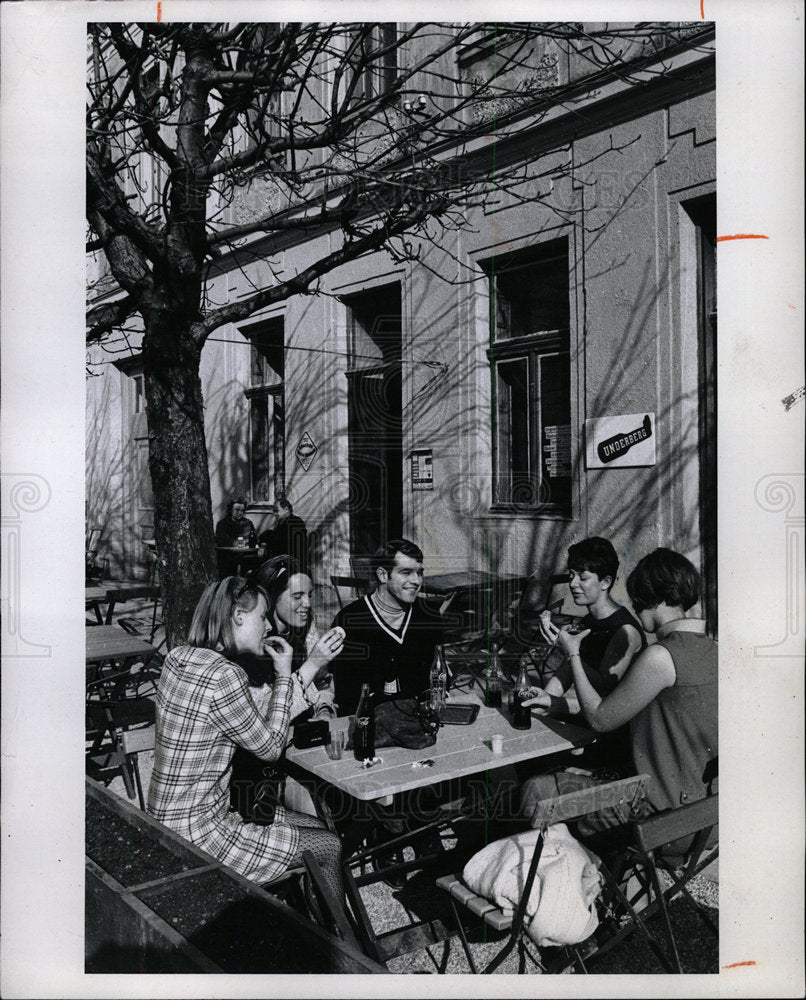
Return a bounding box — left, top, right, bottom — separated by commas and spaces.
86, 20, 710, 643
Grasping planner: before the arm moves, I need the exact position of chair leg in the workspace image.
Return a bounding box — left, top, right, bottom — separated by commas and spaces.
447, 896, 479, 974
129, 753, 145, 811
647, 856, 683, 972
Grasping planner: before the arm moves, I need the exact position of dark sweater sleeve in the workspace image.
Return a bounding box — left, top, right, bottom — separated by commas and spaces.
330, 606, 371, 716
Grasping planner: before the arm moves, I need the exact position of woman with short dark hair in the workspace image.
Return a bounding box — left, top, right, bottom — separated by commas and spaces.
521, 548, 718, 831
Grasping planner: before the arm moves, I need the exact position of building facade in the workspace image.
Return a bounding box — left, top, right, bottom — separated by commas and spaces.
86, 22, 716, 627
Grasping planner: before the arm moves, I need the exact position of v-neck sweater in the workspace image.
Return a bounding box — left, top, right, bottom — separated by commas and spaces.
331, 594, 444, 716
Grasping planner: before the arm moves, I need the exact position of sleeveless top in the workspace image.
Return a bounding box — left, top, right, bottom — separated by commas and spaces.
579, 605, 647, 693
631, 630, 718, 813
578, 605, 646, 774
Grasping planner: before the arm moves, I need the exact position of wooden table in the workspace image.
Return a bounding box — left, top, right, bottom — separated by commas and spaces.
421, 570, 530, 596
86, 586, 110, 624
287, 697, 591, 807
285, 695, 594, 962
420, 570, 531, 637
86, 624, 159, 668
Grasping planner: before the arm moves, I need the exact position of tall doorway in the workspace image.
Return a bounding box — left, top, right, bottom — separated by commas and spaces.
344, 284, 403, 562
685, 195, 717, 636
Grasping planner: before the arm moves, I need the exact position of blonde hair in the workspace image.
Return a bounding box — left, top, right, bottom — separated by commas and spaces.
188, 577, 265, 656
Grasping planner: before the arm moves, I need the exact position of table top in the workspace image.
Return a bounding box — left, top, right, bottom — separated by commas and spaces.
285, 695, 594, 803
215, 546, 261, 554
86, 625, 158, 664
85, 586, 109, 604
421, 571, 530, 595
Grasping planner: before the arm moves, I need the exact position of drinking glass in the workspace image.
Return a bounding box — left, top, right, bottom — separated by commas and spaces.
325, 731, 345, 760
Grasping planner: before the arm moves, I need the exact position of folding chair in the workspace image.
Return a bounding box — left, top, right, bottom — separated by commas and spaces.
563, 793, 719, 974
118, 724, 156, 811
86, 660, 158, 801
85, 527, 108, 585
301, 850, 364, 954
436, 774, 651, 974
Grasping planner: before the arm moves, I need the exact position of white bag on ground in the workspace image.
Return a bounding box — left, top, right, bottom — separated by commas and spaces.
462, 822, 603, 947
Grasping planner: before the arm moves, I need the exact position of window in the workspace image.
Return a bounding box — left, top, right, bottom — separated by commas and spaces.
244, 318, 285, 499
488, 238, 572, 513
349, 24, 398, 102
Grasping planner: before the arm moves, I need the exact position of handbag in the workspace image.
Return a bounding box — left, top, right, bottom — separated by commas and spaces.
347, 696, 441, 751
229, 745, 286, 825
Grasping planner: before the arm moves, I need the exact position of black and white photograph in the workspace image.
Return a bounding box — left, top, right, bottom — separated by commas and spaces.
0, 1, 803, 997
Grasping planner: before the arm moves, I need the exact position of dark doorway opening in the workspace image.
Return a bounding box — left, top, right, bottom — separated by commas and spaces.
684, 194, 717, 637
344, 283, 403, 563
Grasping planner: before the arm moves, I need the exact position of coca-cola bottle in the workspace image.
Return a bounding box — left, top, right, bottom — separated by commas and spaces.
353, 683, 375, 761
511, 662, 532, 730
429, 644, 448, 713
485, 643, 504, 708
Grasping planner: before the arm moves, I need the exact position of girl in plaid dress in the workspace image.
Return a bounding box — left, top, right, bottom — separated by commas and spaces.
148, 576, 347, 899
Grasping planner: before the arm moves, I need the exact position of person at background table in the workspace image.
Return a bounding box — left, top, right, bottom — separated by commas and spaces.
148, 575, 348, 917
260, 496, 308, 572
532, 536, 646, 777
330, 538, 443, 716
215, 495, 257, 576
229, 555, 339, 823
520, 548, 718, 836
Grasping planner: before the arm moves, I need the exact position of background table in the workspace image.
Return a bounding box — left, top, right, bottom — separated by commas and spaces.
86, 624, 159, 669
420, 571, 531, 639
215, 546, 261, 576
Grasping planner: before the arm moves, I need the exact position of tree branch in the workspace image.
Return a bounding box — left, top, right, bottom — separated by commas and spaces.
87, 153, 167, 266
86, 294, 139, 345
200, 198, 447, 338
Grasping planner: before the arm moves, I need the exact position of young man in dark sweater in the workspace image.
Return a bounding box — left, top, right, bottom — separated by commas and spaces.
331, 538, 443, 716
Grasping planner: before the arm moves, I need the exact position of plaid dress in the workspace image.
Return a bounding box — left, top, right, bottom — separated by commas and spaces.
148, 645, 314, 883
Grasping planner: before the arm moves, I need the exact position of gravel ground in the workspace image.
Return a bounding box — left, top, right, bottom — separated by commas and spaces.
359, 838, 718, 975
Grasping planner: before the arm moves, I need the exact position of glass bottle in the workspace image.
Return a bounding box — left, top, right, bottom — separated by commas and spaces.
353, 683, 375, 761
511, 661, 533, 730
485, 642, 504, 708
429, 644, 448, 713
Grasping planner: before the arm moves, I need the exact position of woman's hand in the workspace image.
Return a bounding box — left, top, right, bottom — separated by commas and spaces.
521, 686, 552, 713
538, 611, 560, 645
307, 626, 346, 672
262, 635, 294, 678
555, 627, 591, 658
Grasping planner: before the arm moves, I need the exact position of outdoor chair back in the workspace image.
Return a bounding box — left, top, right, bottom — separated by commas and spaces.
436, 774, 651, 974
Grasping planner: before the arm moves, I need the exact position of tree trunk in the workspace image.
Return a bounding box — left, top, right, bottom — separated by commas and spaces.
144, 311, 217, 648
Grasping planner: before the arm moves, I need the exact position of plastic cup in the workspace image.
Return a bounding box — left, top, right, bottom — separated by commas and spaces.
491, 733, 505, 754
325, 731, 345, 760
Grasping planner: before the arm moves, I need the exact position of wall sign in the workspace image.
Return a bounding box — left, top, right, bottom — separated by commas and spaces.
295, 432, 318, 471
410, 449, 434, 490
585, 412, 656, 468
544, 424, 572, 476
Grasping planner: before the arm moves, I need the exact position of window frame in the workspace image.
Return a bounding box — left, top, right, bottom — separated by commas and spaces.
242, 318, 286, 501
486, 241, 573, 516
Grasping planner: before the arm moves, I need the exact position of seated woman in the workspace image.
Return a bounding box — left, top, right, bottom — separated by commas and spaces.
148, 575, 347, 906
230, 555, 338, 823
521, 547, 718, 834
532, 536, 645, 776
